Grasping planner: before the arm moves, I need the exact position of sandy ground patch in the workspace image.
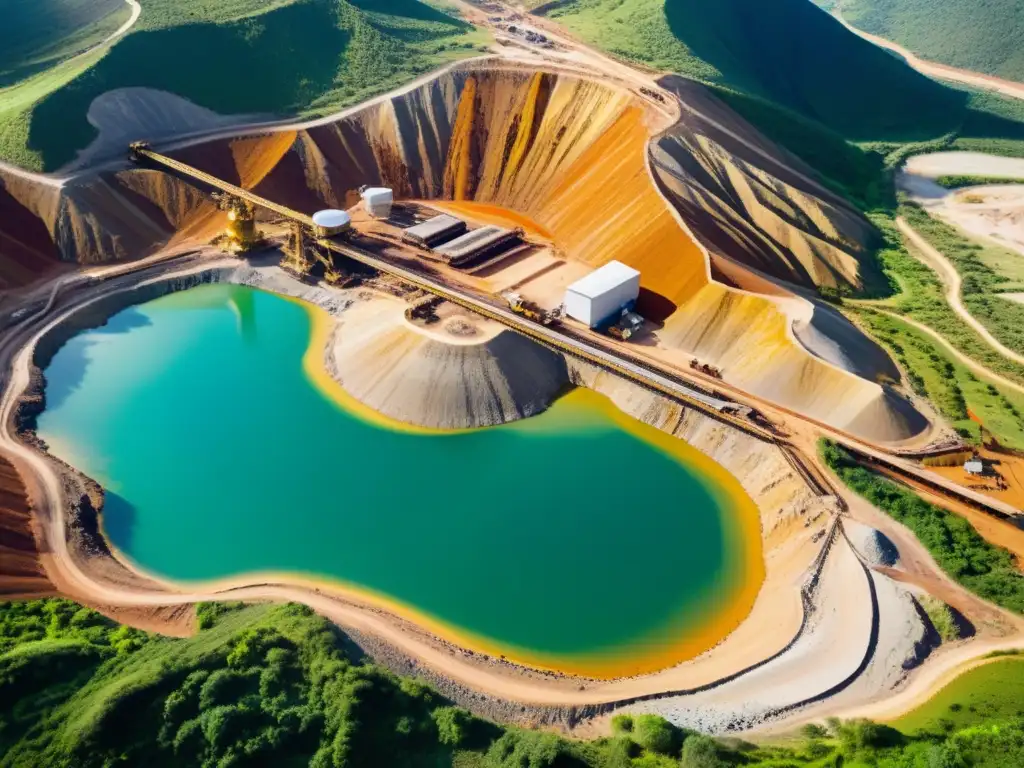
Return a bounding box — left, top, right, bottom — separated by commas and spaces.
906, 152, 1024, 180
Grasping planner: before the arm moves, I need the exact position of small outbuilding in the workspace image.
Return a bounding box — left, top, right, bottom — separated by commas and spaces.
360, 186, 393, 219
312, 209, 352, 237
964, 458, 985, 475
564, 260, 641, 328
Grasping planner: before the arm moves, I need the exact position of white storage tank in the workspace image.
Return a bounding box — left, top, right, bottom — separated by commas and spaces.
312, 209, 351, 237
360, 186, 393, 219
564, 260, 641, 328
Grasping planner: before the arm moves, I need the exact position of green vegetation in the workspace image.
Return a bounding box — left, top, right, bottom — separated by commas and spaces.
545, 0, 963, 140
8, 597, 1024, 767
838, 0, 1024, 83
0, 0, 129, 87
919, 595, 961, 642
893, 658, 1024, 734
852, 308, 1024, 450
0, 0, 487, 171
820, 439, 1024, 613
840, 209, 1024, 448
936, 175, 1024, 188
900, 202, 1024, 353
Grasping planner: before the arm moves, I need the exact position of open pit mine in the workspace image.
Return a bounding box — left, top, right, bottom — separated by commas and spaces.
1, 61, 1018, 734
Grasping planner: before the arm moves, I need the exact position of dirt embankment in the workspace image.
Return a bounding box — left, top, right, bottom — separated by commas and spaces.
0, 454, 52, 597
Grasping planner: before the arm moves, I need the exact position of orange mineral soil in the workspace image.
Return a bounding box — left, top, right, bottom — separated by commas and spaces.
0, 64, 927, 443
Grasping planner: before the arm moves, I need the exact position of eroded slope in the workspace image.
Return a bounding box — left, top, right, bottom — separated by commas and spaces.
0, 65, 925, 442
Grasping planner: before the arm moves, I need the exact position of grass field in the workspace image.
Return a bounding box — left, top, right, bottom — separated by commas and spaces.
0, 0, 487, 172
850, 309, 1024, 450
936, 175, 1024, 188
892, 658, 1024, 734
841, 210, 1024, 449
0, 0, 129, 88
836, 0, 1024, 84
900, 203, 1024, 354
544, 0, 963, 142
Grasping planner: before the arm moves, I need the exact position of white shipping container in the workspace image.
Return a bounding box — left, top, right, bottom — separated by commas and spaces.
564, 261, 640, 327
361, 187, 393, 218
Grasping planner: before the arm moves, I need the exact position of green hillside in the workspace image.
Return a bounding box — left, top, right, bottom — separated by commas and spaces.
5, 598, 1024, 767
0, 0, 130, 87
535, 0, 1024, 214
542, 0, 964, 140
838, 0, 1024, 83
0, 0, 487, 172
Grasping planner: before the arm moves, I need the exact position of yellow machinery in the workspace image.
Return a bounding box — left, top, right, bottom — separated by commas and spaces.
212, 193, 263, 253
502, 292, 561, 326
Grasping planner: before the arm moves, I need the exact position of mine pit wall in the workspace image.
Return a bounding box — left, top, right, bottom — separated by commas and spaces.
0, 64, 925, 443
7, 261, 836, 727
0, 454, 53, 598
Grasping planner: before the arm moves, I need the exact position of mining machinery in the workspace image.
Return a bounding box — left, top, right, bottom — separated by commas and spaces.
211, 193, 265, 254
502, 293, 562, 325
689, 358, 723, 379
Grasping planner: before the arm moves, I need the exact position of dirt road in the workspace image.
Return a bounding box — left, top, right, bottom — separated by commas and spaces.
897, 217, 1024, 368
833, 12, 1024, 102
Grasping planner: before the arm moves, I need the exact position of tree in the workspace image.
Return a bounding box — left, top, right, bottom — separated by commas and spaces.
680, 735, 729, 768
432, 706, 471, 746
632, 715, 678, 755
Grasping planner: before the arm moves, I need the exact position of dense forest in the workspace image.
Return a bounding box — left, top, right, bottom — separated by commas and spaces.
2, 598, 1024, 767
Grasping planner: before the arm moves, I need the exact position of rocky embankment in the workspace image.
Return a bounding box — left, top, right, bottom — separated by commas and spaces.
0, 455, 52, 597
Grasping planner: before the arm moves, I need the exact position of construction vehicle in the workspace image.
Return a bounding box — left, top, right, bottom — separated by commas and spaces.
607, 308, 644, 340
502, 292, 562, 325
405, 295, 443, 324
689, 358, 722, 379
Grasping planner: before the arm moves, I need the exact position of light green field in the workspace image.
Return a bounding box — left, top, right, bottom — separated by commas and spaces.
892, 657, 1024, 734
0, 0, 130, 87
851, 308, 1024, 450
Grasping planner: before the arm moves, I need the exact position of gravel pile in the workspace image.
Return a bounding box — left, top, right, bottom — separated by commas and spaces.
846, 521, 900, 568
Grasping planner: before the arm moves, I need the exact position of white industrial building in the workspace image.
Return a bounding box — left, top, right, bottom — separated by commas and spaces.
360, 186, 393, 219
564, 260, 641, 328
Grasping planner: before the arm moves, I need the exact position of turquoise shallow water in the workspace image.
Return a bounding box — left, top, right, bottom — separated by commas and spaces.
37, 284, 756, 670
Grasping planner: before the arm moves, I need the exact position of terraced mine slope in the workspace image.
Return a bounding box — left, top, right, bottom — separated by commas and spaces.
0, 65, 927, 442
0, 0, 486, 171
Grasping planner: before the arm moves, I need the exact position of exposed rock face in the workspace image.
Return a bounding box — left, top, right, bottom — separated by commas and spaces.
653, 75, 874, 291
0, 64, 926, 443
326, 296, 570, 429
0, 455, 52, 597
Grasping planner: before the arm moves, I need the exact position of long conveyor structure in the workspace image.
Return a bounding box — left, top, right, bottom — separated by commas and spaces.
129, 143, 1024, 518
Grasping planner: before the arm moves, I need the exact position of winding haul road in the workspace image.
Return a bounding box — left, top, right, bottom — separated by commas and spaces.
896, 217, 1024, 369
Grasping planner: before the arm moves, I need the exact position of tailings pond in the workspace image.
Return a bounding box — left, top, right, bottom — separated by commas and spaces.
37, 283, 763, 677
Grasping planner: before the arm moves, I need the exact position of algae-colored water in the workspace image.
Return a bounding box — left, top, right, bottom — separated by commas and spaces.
37, 284, 763, 676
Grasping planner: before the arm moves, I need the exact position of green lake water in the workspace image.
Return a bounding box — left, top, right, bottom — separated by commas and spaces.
37, 284, 757, 671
